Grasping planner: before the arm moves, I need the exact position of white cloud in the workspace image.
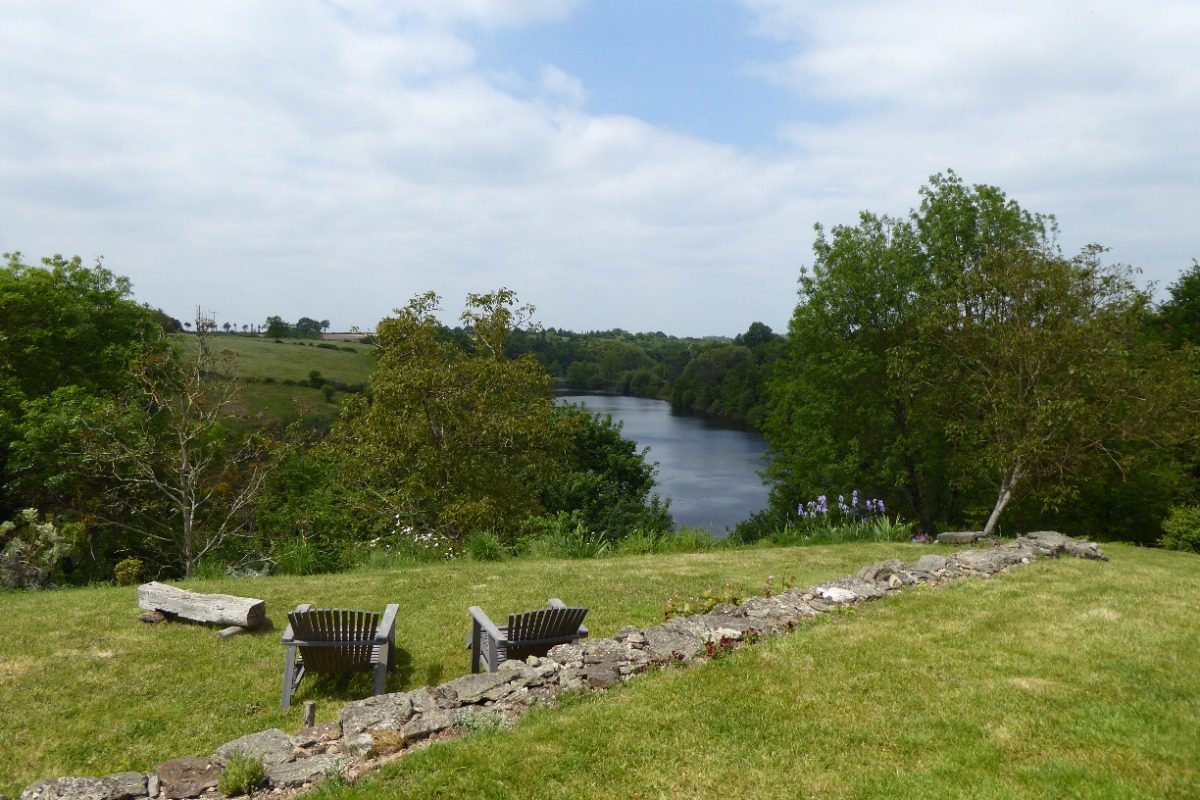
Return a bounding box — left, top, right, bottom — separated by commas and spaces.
0, 0, 1195, 338
741, 0, 1200, 286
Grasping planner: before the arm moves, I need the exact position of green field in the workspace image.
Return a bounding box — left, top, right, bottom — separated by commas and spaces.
174, 334, 376, 426
1, 543, 1197, 798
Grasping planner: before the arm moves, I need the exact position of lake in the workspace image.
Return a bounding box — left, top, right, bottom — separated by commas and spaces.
557, 394, 770, 535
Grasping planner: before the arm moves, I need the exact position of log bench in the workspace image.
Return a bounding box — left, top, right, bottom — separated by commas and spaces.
137, 581, 268, 637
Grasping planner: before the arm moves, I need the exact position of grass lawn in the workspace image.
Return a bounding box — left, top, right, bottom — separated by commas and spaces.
2, 543, 1196, 798
0, 542, 925, 796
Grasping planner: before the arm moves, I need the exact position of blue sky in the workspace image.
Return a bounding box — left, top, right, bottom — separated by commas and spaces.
1, 0, 1197, 336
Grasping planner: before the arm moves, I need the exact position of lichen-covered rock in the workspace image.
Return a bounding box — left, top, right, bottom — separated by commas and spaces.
340, 691, 414, 737
267, 754, 344, 789
440, 670, 510, 704
155, 757, 220, 800
1025, 531, 1109, 561
857, 559, 904, 584
212, 727, 295, 767
816, 586, 859, 604
937, 531, 984, 544
954, 547, 1027, 574
401, 709, 457, 740
547, 642, 585, 667
21, 773, 146, 800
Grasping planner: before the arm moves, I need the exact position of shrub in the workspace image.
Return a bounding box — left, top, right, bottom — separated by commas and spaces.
322, 385, 336, 403
113, 557, 144, 586
0, 509, 71, 590
272, 535, 341, 575
466, 530, 507, 561
218, 752, 266, 796
1160, 505, 1200, 553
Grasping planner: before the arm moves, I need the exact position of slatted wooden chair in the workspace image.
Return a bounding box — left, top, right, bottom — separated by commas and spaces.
468, 598, 589, 674
280, 603, 399, 709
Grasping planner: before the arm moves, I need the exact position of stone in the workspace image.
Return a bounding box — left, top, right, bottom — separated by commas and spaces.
439, 671, 510, 704
1026, 530, 1109, 561
547, 642, 585, 666
292, 722, 341, 749
339, 692, 414, 737
910, 554, 951, 574
857, 559, 903, 583
955, 548, 1026, 574
401, 709, 458, 740
937, 531, 983, 545
642, 620, 706, 663
816, 586, 858, 604
155, 757, 220, 800
20, 773, 146, 800
212, 728, 295, 767
267, 755, 344, 789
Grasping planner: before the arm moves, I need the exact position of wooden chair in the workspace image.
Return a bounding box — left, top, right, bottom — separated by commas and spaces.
468, 598, 589, 674
280, 603, 399, 709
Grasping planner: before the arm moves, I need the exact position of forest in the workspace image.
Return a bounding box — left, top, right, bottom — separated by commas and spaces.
2, 173, 1199, 589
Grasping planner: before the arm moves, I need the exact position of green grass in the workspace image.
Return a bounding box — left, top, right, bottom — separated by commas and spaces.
175, 334, 375, 384
319, 544, 1200, 800
0, 542, 923, 795
171, 334, 374, 427
2, 545, 1196, 798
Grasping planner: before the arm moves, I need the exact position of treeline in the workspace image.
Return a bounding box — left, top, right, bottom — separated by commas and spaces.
504, 322, 783, 427
0, 262, 671, 587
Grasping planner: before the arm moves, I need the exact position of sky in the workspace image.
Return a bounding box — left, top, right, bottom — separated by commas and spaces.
1, 0, 1197, 337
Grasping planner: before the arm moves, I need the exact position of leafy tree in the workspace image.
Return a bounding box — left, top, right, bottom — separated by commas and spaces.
0, 253, 163, 521
295, 316, 324, 338
1155, 259, 1200, 348
765, 172, 1199, 535
541, 404, 672, 537
264, 315, 291, 338
58, 332, 273, 577
329, 289, 569, 541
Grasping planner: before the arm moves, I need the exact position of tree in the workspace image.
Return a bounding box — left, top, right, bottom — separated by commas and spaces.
72, 330, 272, 577
1155, 259, 1200, 348
264, 315, 290, 338
765, 172, 1198, 535
222, 322, 232, 334
0, 252, 163, 521
295, 317, 323, 338
330, 289, 569, 541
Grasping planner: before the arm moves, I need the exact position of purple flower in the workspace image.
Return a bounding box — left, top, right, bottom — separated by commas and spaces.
851, 489, 859, 507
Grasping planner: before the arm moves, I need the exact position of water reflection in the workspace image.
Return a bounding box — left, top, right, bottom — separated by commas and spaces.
557, 394, 769, 535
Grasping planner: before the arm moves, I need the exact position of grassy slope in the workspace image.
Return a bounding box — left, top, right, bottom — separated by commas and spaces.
173, 334, 375, 427
2, 545, 1195, 798
324, 544, 1200, 800
0, 543, 924, 795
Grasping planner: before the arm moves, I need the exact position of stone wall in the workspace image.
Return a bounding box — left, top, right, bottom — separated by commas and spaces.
17, 531, 1107, 800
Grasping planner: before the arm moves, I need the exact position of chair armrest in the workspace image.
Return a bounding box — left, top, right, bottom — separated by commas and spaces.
281, 603, 312, 643
468, 606, 507, 643
377, 604, 400, 641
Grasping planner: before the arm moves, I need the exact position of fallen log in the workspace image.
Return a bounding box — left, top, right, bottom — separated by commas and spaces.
137, 581, 267, 630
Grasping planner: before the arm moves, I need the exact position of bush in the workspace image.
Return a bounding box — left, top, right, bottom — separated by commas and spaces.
1161, 505, 1200, 553
466, 530, 507, 561
0, 509, 71, 590
113, 557, 144, 586
218, 752, 266, 796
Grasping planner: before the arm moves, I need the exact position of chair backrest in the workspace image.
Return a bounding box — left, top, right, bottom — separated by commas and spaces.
288, 608, 380, 674
504, 606, 588, 660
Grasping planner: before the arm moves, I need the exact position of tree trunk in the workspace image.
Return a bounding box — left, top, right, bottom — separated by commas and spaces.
982, 463, 1023, 536
137, 581, 267, 629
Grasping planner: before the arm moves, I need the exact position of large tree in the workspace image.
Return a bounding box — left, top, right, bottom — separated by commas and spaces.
766, 172, 1198, 534
330, 289, 569, 541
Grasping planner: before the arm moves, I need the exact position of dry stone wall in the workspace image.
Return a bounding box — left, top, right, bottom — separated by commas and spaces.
17, 531, 1107, 800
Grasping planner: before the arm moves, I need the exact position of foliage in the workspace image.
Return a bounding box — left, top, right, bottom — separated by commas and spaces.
0, 253, 164, 522
113, 557, 144, 586
519, 521, 612, 559
465, 530, 508, 562
329, 289, 569, 544
1160, 505, 1200, 553
1154, 259, 1200, 348
72, 331, 274, 577
0, 509, 72, 590
218, 752, 266, 796
541, 404, 672, 540
663, 582, 742, 620
765, 172, 1200, 537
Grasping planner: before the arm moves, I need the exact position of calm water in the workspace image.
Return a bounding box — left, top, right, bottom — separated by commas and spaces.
558, 394, 770, 534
